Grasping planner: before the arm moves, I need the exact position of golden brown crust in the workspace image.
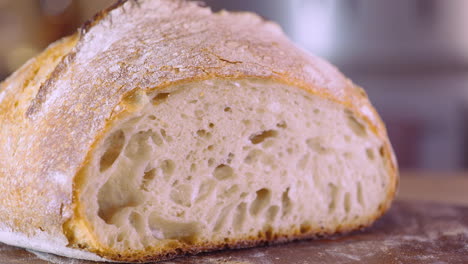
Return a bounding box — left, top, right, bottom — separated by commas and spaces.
0, 34, 79, 236
0, 0, 398, 261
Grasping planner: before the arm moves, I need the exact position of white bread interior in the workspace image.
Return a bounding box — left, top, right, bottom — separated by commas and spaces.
78, 78, 390, 254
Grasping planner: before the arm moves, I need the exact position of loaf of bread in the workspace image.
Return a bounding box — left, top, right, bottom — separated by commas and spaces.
0, 0, 398, 262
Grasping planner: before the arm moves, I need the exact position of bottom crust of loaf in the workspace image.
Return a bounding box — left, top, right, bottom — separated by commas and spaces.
90, 212, 386, 262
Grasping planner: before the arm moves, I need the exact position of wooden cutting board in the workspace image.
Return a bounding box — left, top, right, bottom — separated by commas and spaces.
0, 200, 466, 264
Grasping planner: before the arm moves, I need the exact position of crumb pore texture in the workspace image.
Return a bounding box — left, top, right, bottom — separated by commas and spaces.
79, 79, 388, 253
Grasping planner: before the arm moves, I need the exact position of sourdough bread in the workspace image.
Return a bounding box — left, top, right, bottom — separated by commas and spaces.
0, 0, 398, 262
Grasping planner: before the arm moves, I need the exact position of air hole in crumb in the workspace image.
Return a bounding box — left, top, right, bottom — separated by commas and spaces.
222, 185, 240, 198
151, 132, 164, 146
264, 226, 274, 240
161, 160, 175, 180
276, 121, 287, 129
100, 130, 125, 172
366, 148, 375, 161
149, 214, 200, 243
185, 151, 194, 160
152, 93, 170, 105
196, 180, 216, 202
344, 192, 351, 213
345, 110, 367, 137
379, 146, 385, 157
224, 107, 232, 113
209, 123, 215, 128
244, 149, 263, 164
213, 164, 235, 180
266, 205, 279, 222
250, 188, 271, 216
328, 183, 339, 213
214, 204, 235, 232
124, 130, 153, 158
242, 119, 251, 127
176, 211, 185, 218
227, 153, 234, 164
233, 203, 247, 232
300, 222, 312, 234
196, 129, 212, 139
148, 115, 156, 120
208, 158, 215, 167
190, 163, 197, 172
281, 188, 292, 217
141, 168, 156, 191
117, 232, 125, 242
249, 130, 278, 144
97, 179, 142, 225
306, 138, 329, 154
129, 212, 146, 236
170, 184, 193, 207
207, 145, 214, 151
160, 129, 172, 142
262, 139, 275, 149
357, 182, 364, 206
313, 109, 320, 114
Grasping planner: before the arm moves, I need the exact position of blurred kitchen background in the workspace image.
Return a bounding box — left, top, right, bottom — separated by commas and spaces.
0, 0, 466, 170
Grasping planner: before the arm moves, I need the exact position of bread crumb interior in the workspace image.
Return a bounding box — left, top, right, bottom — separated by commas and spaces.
79, 78, 388, 252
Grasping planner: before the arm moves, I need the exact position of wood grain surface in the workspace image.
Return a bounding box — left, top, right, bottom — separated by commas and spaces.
0, 172, 467, 264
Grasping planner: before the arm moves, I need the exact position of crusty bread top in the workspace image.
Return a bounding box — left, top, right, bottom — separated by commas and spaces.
0, 0, 397, 256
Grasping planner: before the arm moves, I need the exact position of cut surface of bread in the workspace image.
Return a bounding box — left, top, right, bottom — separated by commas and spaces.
70, 78, 392, 261
0, 0, 397, 262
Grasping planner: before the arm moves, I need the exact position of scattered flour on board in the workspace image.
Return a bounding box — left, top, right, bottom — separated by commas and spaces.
442, 226, 468, 237
27, 250, 85, 264
206, 257, 253, 264
251, 252, 266, 258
